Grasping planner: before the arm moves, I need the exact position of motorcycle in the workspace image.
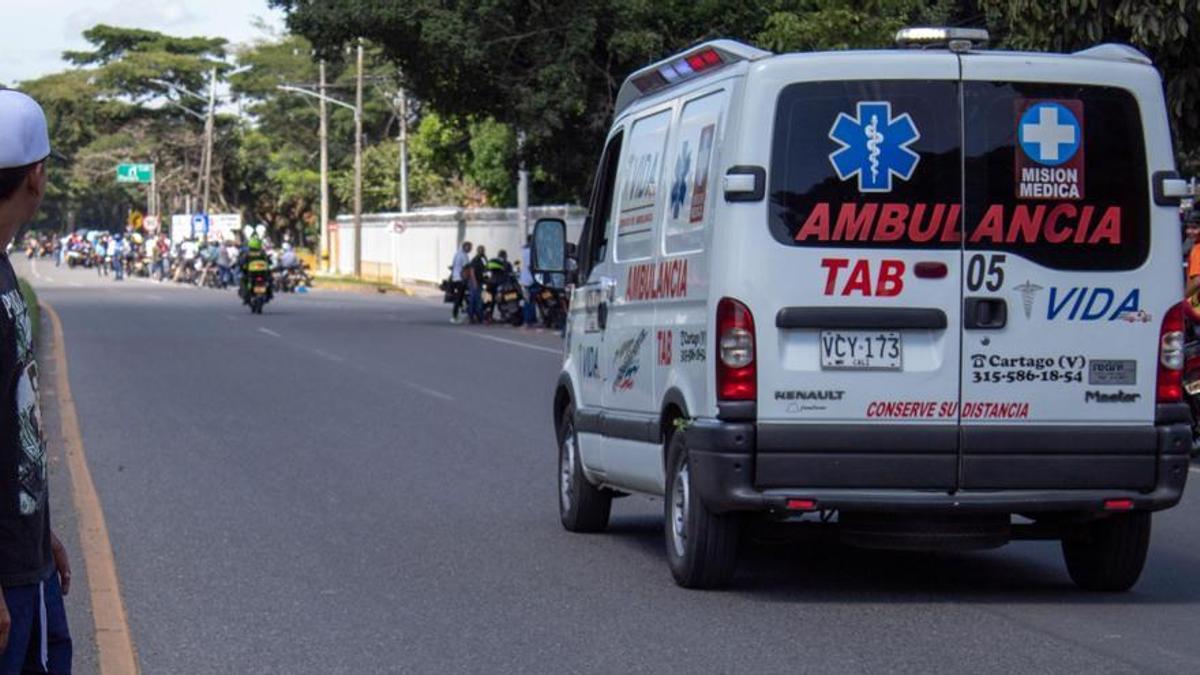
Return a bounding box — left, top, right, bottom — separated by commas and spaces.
242, 259, 273, 314
65, 247, 89, 268
491, 272, 524, 326
534, 283, 569, 331
1183, 340, 1200, 455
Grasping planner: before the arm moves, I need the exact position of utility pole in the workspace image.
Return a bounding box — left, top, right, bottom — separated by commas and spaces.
353, 40, 364, 278
318, 60, 330, 271
147, 165, 155, 220
202, 67, 217, 214
396, 80, 409, 212
517, 130, 529, 236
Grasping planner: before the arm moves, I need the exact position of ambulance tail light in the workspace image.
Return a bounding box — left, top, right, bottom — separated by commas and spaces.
1157, 303, 1184, 403
717, 297, 756, 401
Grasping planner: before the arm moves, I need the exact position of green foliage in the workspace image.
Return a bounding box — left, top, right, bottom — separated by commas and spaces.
981, 0, 1200, 173
758, 0, 961, 51
468, 118, 517, 207
272, 0, 774, 202
332, 142, 401, 213
66, 24, 227, 99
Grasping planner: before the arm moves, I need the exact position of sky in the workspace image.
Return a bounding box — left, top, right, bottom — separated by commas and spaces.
2, 0, 287, 85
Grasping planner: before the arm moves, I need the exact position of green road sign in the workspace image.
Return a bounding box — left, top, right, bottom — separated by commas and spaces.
116, 163, 154, 184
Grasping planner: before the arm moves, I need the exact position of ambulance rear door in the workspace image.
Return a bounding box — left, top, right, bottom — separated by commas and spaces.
957, 55, 1170, 490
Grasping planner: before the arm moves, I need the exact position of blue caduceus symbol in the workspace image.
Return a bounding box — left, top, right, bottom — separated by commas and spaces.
828, 101, 921, 193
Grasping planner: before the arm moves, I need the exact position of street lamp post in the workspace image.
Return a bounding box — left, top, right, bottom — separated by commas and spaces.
276, 82, 359, 276
149, 65, 249, 218
318, 60, 330, 272
396, 81, 409, 213
202, 67, 217, 213
353, 41, 364, 279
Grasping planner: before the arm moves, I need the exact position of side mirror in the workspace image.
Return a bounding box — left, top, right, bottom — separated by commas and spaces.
530, 217, 567, 275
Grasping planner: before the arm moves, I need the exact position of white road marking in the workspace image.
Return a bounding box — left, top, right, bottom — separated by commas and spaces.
461, 330, 561, 355
144, 294, 164, 302
401, 379, 454, 401
29, 258, 43, 280
68, 282, 83, 288
258, 327, 282, 338
1190, 466, 1199, 475
311, 349, 346, 363
224, 314, 238, 321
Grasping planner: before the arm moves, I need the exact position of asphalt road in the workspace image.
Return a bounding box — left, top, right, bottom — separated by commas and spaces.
17, 255, 1200, 674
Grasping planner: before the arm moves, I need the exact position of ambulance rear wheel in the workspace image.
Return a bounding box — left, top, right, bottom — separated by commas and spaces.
558, 403, 611, 532
1062, 511, 1150, 591
664, 431, 740, 589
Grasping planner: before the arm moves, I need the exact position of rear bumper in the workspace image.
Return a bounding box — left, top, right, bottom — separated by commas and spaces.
683, 406, 1192, 515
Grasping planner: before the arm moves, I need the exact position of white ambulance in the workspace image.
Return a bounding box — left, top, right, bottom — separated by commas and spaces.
531, 28, 1195, 590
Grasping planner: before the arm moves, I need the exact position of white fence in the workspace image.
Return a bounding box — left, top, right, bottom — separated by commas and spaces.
332, 206, 586, 285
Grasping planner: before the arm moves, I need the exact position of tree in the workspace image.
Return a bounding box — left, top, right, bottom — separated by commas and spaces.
270, 0, 774, 202
21, 25, 233, 231
757, 0, 971, 51
980, 0, 1200, 173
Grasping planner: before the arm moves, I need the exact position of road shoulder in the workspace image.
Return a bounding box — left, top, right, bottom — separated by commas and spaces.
39, 299, 139, 674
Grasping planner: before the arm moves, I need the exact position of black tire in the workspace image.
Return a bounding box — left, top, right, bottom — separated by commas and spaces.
557, 403, 611, 532
1062, 511, 1151, 591
664, 430, 740, 589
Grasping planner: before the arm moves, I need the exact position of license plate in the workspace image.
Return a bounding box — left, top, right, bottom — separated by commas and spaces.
253, 285, 267, 294
503, 293, 519, 302
820, 331, 902, 370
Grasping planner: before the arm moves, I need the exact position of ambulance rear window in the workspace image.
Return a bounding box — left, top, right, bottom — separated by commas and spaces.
769, 80, 962, 249
963, 82, 1148, 271
769, 79, 1151, 270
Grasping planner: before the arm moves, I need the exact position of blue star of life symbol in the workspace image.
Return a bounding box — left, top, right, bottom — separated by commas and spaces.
670, 141, 692, 219
828, 101, 921, 193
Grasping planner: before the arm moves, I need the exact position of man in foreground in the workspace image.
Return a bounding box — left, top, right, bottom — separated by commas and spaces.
0, 89, 73, 674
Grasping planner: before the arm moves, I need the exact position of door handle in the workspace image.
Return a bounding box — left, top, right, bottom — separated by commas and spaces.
964, 297, 1007, 330
596, 275, 616, 331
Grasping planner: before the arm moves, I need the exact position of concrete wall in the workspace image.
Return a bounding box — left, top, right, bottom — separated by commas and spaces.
332, 205, 586, 284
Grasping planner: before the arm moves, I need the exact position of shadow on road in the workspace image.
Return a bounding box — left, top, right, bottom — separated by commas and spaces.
603, 513, 1200, 603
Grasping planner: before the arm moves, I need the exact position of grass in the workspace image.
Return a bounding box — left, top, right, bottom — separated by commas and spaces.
311, 273, 410, 294
17, 276, 39, 346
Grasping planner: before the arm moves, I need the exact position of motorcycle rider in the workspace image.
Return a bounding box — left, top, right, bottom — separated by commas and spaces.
484, 250, 513, 323
239, 236, 272, 304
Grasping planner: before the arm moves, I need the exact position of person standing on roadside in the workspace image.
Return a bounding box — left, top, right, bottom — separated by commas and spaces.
0, 90, 73, 674
449, 241, 471, 324
520, 236, 537, 327
467, 244, 488, 324
110, 233, 125, 281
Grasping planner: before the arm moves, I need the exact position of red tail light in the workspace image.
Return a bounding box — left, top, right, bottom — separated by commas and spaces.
1157, 303, 1184, 403
716, 297, 756, 401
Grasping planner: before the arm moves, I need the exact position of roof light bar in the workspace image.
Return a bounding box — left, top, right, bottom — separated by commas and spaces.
640, 48, 724, 95
614, 39, 772, 117
895, 27, 989, 50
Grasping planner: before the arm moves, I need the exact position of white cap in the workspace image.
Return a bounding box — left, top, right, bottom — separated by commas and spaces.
0, 90, 51, 169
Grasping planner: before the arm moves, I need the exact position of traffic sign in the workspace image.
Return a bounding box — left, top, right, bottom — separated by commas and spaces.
191, 213, 210, 238
116, 163, 154, 184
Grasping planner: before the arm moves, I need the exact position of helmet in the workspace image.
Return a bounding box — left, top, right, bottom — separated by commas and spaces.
248, 237, 263, 251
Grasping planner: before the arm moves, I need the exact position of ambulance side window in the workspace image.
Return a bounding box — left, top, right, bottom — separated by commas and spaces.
615, 108, 672, 262
580, 131, 624, 282
664, 90, 727, 255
